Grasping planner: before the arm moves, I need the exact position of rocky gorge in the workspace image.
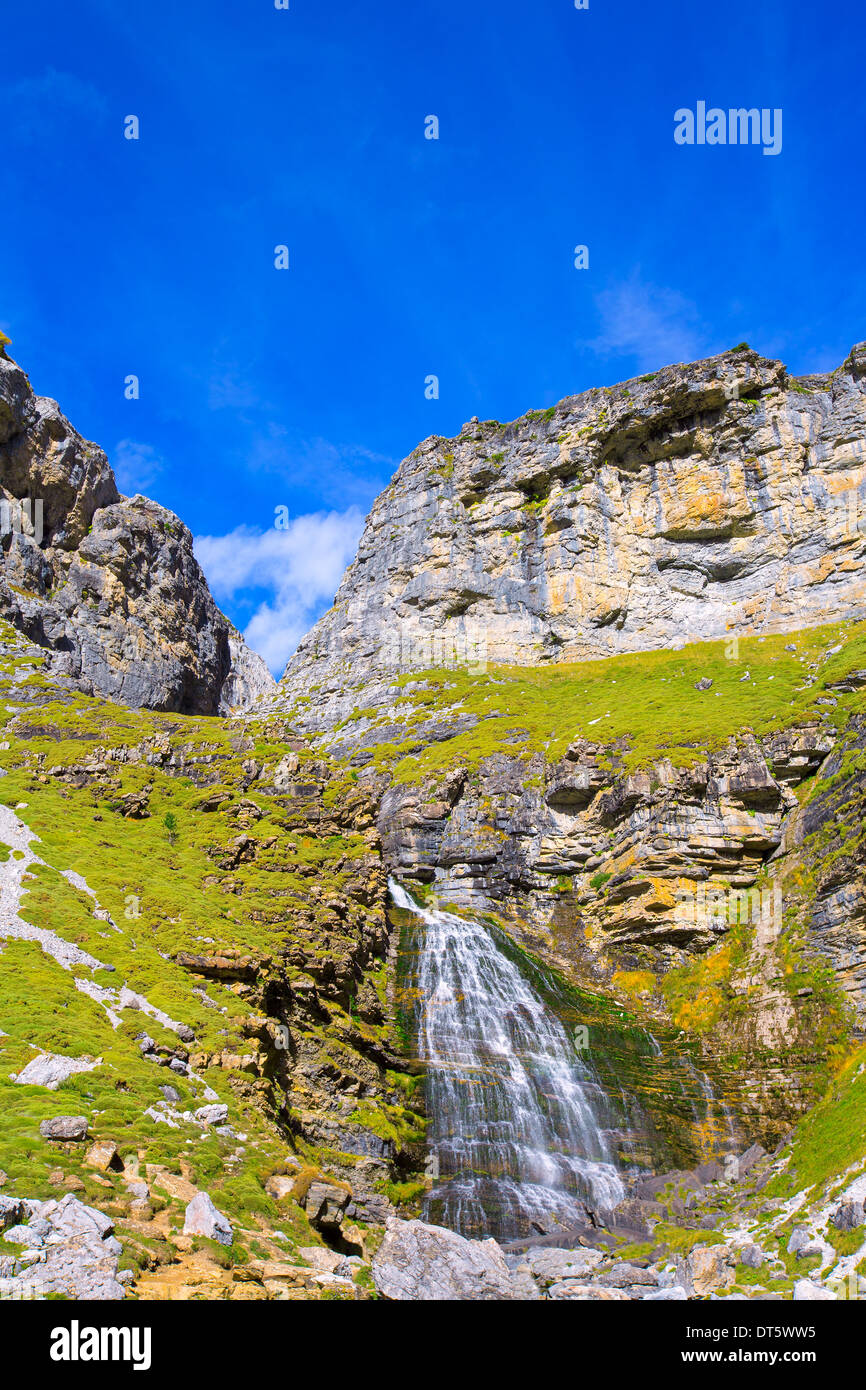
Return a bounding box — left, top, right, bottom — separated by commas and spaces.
1, 338, 866, 1301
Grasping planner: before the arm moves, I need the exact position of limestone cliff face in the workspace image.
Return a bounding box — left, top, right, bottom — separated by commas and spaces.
280, 343, 866, 731
269, 341, 866, 1143
0, 352, 274, 714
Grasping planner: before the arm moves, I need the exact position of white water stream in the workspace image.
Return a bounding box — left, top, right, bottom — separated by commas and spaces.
391, 880, 625, 1241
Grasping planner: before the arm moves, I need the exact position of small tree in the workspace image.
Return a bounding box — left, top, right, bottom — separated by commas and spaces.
163, 811, 178, 845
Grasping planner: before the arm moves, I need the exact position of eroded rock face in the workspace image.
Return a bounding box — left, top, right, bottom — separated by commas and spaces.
380, 730, 819, 957
0, 353, 274, 714
279, 343, 866, 732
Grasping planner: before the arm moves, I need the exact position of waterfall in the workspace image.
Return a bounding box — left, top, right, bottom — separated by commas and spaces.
391, 879, 625, 1242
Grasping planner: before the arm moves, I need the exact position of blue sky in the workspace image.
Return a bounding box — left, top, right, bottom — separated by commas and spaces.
2, 0, 864, 673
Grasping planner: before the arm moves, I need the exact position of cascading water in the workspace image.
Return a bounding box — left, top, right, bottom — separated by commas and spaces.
391, 880, 625, 1242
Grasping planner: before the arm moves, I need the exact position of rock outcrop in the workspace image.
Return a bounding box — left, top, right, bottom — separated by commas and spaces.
0, 351, 274, 713
0, 1194, 126, 1300
278, 343, 866, 734
372, 1217, 516, 1300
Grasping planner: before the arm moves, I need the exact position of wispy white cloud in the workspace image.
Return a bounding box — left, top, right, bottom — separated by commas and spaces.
195, 507, 365, 676
112, 440, 165, 495
586, 274, 710, 373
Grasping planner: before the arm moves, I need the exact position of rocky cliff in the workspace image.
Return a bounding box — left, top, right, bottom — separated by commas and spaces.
2, 340, 866, 1302
279, 342, 866, 734
264, 344, 866, 1150
0, 351, 274, 714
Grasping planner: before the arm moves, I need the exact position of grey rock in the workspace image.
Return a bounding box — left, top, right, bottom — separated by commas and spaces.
830, 1201, 866, 1231
787, 1225, 812, 1256
372, 1217, 516, 1301
1, 1194, 125, 1299
0, 1196, 25, 1232
39, 1115, 89, 1142
14, 1052, 100, 1090
739, 1244, 766, 1269
509, 1269, 542, 1300
302, 1180, 351, 1231
183, 1191, 233, 1246
523, 1246, 606, 1283
736, 1142, 768, 1177
598, 1261, 659, 1288
547, 1280, 629, 1301
1, 1224, 39, 1246
194, 1103, 229, 1127
793, 1279, 836, 1301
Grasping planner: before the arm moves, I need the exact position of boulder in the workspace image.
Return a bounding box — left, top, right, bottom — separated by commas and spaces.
688, 1245, 736, 1296
302, 1180, 351, 1231
508, 1268, 542, 1300
598, 1261, 659, 1289
5, 1194, 126, 1299
265, 1174, 296, 1202
372, 1217, 516, 1301
0, 1196, 25, 1232
85, 1141, 121, 1173
787, 1225, 812, 1256
2, 1224, 39, 1246
40, 1116, 89, 1142
739, 1244, 766, 1269
830, 1201, 866, 1231
547, 1281, 629, 1300
194, 1104, 229, 1127
296, 1246, 352, 1277
793, 1279, 836, 1301
524, 1246, 605, 1283
736, 1143, 768, 1178
183, 1192, 233, 1246
15, 1053, 100, 1090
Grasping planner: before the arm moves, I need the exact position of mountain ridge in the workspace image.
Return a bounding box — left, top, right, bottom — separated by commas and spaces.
0, 350, 274, 715
275, 341, 866, 741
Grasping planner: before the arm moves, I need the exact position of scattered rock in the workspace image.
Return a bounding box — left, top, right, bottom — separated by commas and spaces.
265, 1174, 296, 1202
793, 1279, 836, 1301
296, 1246, 352, 1277
194, 1104, 229, 1127
183, 1192, 233, 1247
302, 1180, 352, 1232
688, 1245, 736, 1296
830, 1201, 866, 1231
547, 1281, 629, 1300
85, 1141, 121, 1173
739, 1244, 765, 1269
0, 1194, 125, 1299
15, 1053, 100, 1090
39, 1115, 89, 1142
